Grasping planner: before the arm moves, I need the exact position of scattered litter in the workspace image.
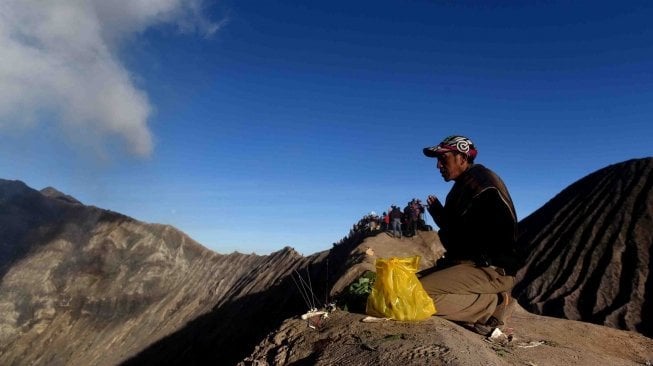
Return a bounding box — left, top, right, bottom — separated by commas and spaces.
301, 310, 328, 320
362, 316, 391, 323
485, 327, 514, 344
489, 328, 505, 340
325, 302, 337, 313
301, 309, 333, 330
292, 264, 335, 331
517, 341, 546, 348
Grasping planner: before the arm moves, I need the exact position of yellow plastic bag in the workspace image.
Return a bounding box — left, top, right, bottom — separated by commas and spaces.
365, 256, 436, 320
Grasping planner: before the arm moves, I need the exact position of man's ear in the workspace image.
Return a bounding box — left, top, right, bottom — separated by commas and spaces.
456, 153, 470, 167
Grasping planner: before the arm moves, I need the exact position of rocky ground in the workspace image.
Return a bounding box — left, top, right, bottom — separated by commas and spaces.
241, 304, 653, 366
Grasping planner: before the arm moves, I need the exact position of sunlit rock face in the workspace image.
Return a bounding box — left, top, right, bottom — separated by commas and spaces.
514, 158, 653, 337
0, 179, 316, 365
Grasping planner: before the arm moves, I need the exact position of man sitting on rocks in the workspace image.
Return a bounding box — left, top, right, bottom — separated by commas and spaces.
419, 135, 520, 335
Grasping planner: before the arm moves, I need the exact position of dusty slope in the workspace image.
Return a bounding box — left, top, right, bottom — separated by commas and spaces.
240, 304, 653, 366
0, 179, 313, 365
514, 157, 653, 336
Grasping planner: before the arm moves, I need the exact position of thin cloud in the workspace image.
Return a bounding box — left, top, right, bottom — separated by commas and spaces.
0, 0, 219, 157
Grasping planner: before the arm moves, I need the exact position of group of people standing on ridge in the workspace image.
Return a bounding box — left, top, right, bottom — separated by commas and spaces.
385, 199, 427, 239
349, 200, 432, 239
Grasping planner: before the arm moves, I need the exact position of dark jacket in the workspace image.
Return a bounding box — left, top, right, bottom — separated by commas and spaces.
427, 164, 519, 275
389, 207, 403, 220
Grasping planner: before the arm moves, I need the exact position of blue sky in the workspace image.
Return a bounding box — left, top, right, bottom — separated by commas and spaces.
1, 1, 651, 255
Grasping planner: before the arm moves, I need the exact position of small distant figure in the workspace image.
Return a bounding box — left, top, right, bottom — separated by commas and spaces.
368, 211, 380, 232
413, 199, 428, 231
404, 199, 422, 237
389, 205, 403, 239
382, 211, 389, 231
403, 202, 413, 237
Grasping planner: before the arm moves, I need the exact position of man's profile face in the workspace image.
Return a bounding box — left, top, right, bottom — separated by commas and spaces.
436, 152, 469, 182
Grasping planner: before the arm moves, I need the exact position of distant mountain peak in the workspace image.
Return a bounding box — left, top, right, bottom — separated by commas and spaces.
40, 186, 82, 205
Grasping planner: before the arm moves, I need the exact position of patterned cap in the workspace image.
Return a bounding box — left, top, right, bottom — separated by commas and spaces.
423, 135, 478, 159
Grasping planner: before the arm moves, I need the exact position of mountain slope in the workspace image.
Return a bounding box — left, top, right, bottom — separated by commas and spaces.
514, 157, 653, 337
0, 179, 314, 365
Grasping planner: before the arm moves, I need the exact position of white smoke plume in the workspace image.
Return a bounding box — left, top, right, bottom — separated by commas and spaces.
0, 0, 218, 157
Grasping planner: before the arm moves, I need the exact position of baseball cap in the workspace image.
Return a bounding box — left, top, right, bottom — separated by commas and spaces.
423, 135, 478, 159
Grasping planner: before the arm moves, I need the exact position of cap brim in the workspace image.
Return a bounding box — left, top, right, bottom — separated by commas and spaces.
423, 146, 449, 158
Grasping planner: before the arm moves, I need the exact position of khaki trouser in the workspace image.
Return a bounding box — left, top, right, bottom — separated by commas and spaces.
419, 262, 514, 324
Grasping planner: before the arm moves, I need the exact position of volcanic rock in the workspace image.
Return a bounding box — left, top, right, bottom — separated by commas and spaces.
0, 179, 313, 365
514, 157, 653, 337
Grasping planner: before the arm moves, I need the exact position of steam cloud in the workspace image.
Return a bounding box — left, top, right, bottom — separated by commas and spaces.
0, 0, 218, 157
